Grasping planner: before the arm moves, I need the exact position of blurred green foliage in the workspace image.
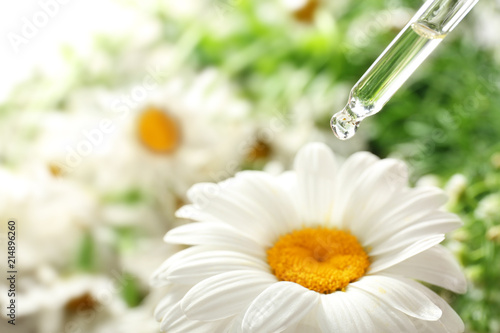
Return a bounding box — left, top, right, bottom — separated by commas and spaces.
76, 232, 97, 273
121, 273, 146, 308
448, 160, 500, 332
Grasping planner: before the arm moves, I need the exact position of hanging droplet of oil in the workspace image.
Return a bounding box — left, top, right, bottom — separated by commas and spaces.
330, 108, 359, 140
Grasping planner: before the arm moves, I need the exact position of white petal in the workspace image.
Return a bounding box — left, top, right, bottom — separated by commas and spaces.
184, 182, 268, 242
293, 142, 338, 225
354, 289, 419, 333
159, 301, 183, 331
159, 300, 198, 332
282, 311, 322, 333
369, 234, 445, 273
159, 301, 227, 332
225, 310, 246, 333
154, 296, 171, 322
350, 275, 442, 321
369, 212, 461, 256
276, 171, 303, 231
318, 288, 419, 332
181, 172, 298, 246
280, 325, 298, 333
151, 245, 223, 285
167, 250, 269, 284
154, 285, 191, 321
228, 309, 321, 333
275, 171, 296, 192
235, 172, 300, 235
241, 282, 319, 333
164, 222, 265, 257
317, 290, 375, 332
150, 269, 172, 288
281, 322, 322, 333
176, 203, 213, 222
383, 245, 466, 294
181, 270, 275, 321
331, 151, 379, 229
405, 279, 465, 332
338, 158, 408, 235
360, 187, 448, 246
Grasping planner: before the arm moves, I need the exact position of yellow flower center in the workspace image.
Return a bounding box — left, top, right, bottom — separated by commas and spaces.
137, 107, 180, 153
65, 292, 98, 313
48, 163, 63, 177
267, 227, 370, 294
292, 0, 319, 23
247, 139, 272, 161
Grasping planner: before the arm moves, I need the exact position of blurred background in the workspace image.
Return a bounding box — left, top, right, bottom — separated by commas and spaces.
0, 0, 499, 332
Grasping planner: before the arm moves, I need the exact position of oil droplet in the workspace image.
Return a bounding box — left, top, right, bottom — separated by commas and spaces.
330, 108, 359, 140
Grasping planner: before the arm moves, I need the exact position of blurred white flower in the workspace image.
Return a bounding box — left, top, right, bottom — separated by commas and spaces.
0, 271, 123, 333
471, 0, 500, 51
475, 193, 500, 221
152, 143, 465, 332
66, 69, 253, 199
415, 174, 441, 188
93, 302, 159, 333
0, 164, 98, 272
93, 283, 170, 333
444, 174, 468, 209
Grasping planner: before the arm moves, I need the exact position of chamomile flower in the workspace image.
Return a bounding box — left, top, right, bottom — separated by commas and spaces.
75, 68, 252, 199
0, 268, 120, 333
0, 164, 98, 272
152, 142, 466, 332
93, 286, 169, 333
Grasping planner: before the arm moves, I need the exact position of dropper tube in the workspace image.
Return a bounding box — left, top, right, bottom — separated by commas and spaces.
331, 0, 479, 140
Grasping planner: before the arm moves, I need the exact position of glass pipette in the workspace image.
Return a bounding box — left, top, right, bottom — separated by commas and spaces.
331, 0, 479, 140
